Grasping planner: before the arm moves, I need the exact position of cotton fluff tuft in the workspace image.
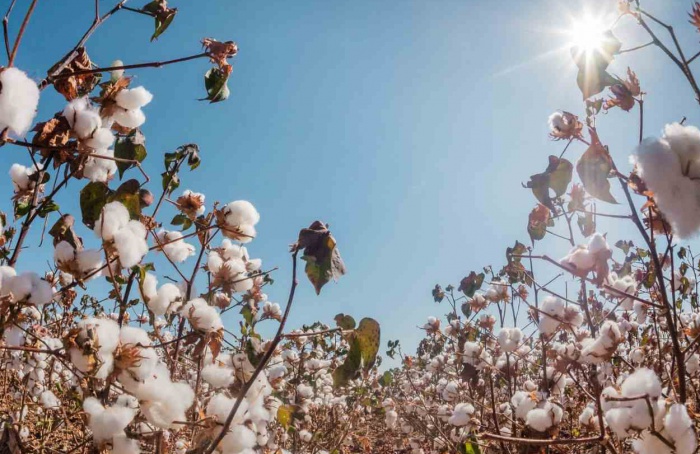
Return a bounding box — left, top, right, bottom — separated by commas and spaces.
3, 272, 52, 306
631, 123, 700, 238
0, 68, 40, 136
219, 200, 260, 243
526, 401, 563, 432
497, 327, 522, 353
155, 230, 196, 263
83, 397, 136, 442
181, 298, 223, 332
603, 368, 663, 438
141, 273, 183, 316
83, 148, 117, 183
448, 403, 475, 427
95, 202, 148, 268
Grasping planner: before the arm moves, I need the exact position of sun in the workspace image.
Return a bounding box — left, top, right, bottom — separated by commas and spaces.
569, 15, 608, 52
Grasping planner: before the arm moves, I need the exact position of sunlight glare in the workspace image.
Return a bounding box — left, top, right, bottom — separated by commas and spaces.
569, 15, 608, 52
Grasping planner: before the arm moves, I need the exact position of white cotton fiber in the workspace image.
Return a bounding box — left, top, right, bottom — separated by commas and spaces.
115, 87, 153, 110
0, 67, 40, 136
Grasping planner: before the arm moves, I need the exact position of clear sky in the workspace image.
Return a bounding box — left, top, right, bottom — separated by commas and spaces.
5, 0, 700, 366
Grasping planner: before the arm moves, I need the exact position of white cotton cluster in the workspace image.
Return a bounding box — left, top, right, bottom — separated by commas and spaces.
511, 390, 538, 421
54, 241, 103, 280
181, 298, 223, 332
219, 201, 260, 243
63, 98, 114, 147
526, 401, 564, 432
207, 239, 262, 292
560, 233, 611, 273
579, 405, 599, 429
94, 202, 148, 268
140, 272, 183, 316
201, 353, 235, 389
485, 282, 509, 302
9, 163, 38, 193
497, 327, 522, 353
204, 372, 275, 454
537, 296, 583, 336
385, 409, 398, 429
580, 321, 623, 363
111, 86, 152, 129
448, 403, 475, 427
631, 123, 700, 238
631, 403, 698, 454
607, 272, 638, 310
68, 318, 120, 379
0, 67, 40, 136
462, 341, 491, 370
262, 301, 281, 320
155, 230, 195, 263
116, 326, 159, 386
0, 267, 53, 307
83, 148, 117, 183
83, 396, 137, 444
422, 316, 440, 332
603, 368, 664, 438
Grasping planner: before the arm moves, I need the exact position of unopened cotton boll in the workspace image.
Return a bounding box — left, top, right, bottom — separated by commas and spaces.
0, 67, 40, 137
115, 86, 153, 110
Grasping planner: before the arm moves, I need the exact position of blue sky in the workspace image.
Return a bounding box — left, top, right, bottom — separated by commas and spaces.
5, 0, 700, 365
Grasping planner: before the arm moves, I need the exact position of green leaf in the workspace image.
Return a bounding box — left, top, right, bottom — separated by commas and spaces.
458, 272, 485, 298
13, 200, 30, 220
525, 156, 573, 210
333, 318, 380, 387
378, 370, 393, 387
142, 1, 177, 41
114, 129, 147, 179
79, 181, 111, 228
171, 213, 192, 231
108, 179, 142, 220
576, 142, 617, 204
577, 211, 596, 237
203, 67, 230, 103
37, 200, 60, 219
161, 171, 180, 195
334, 313, 356, 330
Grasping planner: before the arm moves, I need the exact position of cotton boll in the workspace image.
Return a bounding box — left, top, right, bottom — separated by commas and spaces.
62, 97, 89, 128
76, 249, 104, 279
385, 409, 398, 429
111, 435, 141, 454
83, 397, 136, 442
181, 298, 222, 332
83, 148, 117, 182
201, 364, 234, 388
687, 353, 700, 375
620, 368, 662, 399
73, 108, 102, 139
608, 272, 637, 310
663, 123, 700, 178
511, 391, 537, 421
54, 241, 76, 264
497, 327, 522, 353
0, 67, 40, 137
147, 283, 182, 316
39, 391, 60, 409
112, 108, 145, 129
84, 128, 115, 150
115, 87, 153, 110
140, 380, 194, 429
110, 60, 124, 80
220, 201, 260, 242
526, 402, 562, 432
141, 272, 158, 301
9, 163, 31, 192
220, 425, 258, 453
113, 220, 148, 268
448, 403, 474, 427
95, 202, 130, 241
664, 404, 697, 454
632, 136, 700, 238
155, 230, 195, 263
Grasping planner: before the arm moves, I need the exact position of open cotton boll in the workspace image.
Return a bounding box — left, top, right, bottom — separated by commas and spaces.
220, 200, 260, 243
201, 363, 235, 388
147, 283, 182, 316
95, 202, 131, 241
141, 272, 158, 301
447, 403, 474, 427
62, 97, 89, 128
0, 68, 40, 137
76, 249, 104, 279
632, 135, 700, 238
663, 123, 700, 178
607, 273, 637, 310
111, 435, 141, 454
181, 298, 223, 332
83, 397, 137, 442
73, 108, 102, 139
4, 272, 52, 306
115, 86, 153, 110
83, 148, 117, 183
9, 163, 38, 192
155, 230, 195, 263
39, 390, 60, 409
620, 368, 662, 399
139, 380, 194, 429
511, 391, 537, 421
632, 431, 674, 454
220, 425, 258, 453
497, 327, 522, 353
84, 127, 115, 150
206, 393, 249, 425
663, 404, 697, 454
526, 402, 563, 432
113, 220, 148, 268
112, 108, 146, 129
